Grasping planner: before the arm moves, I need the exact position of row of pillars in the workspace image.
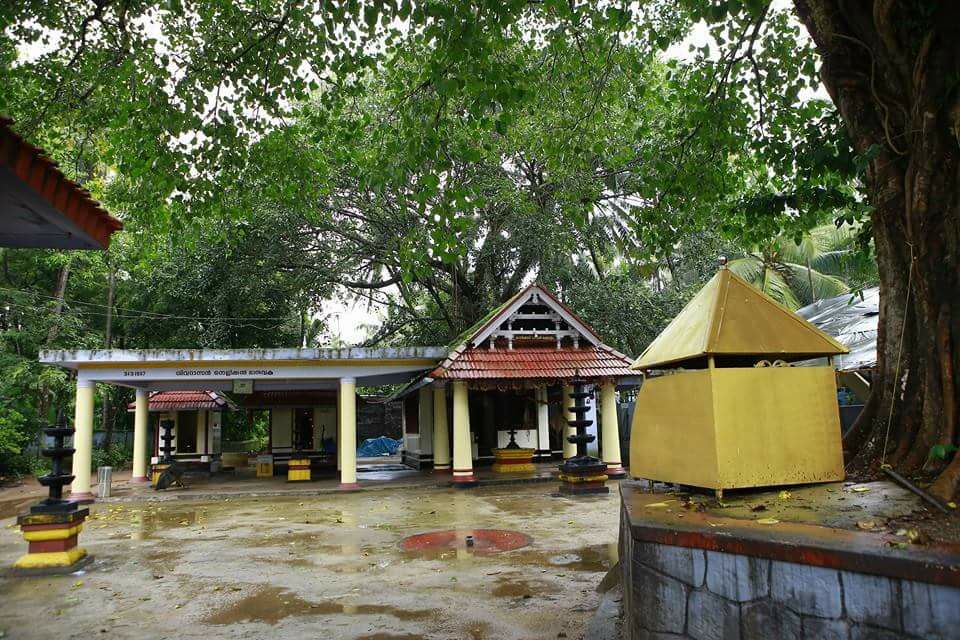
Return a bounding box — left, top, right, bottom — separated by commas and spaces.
431, 381, 624, 486
69, 377, 364, 498
68, 377, 623, 497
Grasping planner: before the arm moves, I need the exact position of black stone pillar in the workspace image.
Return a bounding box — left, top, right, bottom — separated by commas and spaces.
558, 375, 609, 495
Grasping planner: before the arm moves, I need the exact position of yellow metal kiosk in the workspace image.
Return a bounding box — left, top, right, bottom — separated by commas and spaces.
629, 266, 848, 496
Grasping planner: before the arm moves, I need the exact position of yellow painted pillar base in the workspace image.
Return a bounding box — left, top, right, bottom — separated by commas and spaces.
287, 458, 312, 482
13, 509, 91, 574
256, 455, 274, 478
150, 463, 169, 487
491, 448, 536, 473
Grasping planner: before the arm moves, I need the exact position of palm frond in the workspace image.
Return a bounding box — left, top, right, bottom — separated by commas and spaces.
783, 263, 850, 304
726, 256, 764, 283
761, 267, 801, 310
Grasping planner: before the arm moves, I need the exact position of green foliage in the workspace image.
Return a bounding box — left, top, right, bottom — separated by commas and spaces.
930, 444, 959, 462
727, 223, 878, 310
0, 404, 28, 454
92, 444, 134, 471
563, 276, 692, 358
0, 1, 880, 452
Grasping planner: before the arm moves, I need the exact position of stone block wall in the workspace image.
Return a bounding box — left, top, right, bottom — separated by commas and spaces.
620, 511, 960, 640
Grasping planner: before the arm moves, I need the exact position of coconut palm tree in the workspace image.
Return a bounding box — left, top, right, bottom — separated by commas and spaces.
727, 224, 877, 310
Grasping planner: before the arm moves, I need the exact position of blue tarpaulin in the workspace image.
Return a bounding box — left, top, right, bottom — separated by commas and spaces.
357, 436, 401, 457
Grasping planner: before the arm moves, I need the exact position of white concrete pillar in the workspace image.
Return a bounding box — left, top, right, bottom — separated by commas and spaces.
562, 384, 577, 459
132, 388, 150, 482
339, 378, 358, 489
336, 387, 342, 471
70, 379, 95, 501
600, 383, 625, 477
432, 384, 450, 472
451, 382, 476, 485
536, 387, 550, 460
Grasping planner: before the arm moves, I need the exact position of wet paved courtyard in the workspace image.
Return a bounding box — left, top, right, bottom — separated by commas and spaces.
0, 483, 619, 640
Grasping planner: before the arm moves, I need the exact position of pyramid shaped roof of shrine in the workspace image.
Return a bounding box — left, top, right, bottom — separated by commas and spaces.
633, 267, 848, 369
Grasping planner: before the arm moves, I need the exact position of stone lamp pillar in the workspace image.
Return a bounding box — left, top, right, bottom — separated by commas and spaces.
558, 376, 609, 495
13, 413, 91, 574
151, 418, 175, 487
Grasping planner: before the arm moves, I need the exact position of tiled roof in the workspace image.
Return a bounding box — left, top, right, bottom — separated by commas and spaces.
1, 117, 123, 249
430, 344, 634, 380
238, 390, 337, 407
127, 390, 234, 411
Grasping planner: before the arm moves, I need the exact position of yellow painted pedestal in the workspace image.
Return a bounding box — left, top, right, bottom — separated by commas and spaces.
287, 458, 311, 482
150, 463, 169, 487
256, 455, 274, 478
13, 508, 91, 574
492, 448, 536, 473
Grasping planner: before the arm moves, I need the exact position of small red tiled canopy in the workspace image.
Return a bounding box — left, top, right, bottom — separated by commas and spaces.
127, 390, 233, 412
1, 117, 122, 249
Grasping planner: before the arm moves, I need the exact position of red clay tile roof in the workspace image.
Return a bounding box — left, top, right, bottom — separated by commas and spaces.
1, 117, 122, 249
430, 344, 634, 381
238, 390, 338, 407
127, 390, 232, 412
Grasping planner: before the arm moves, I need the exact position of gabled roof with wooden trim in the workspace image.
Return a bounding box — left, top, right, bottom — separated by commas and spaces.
633, 267, 849, 370
431, 284, 633, 381
1, 117, 123, 249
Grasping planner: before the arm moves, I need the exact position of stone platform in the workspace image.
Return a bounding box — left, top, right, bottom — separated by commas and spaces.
619, 482, 960, 639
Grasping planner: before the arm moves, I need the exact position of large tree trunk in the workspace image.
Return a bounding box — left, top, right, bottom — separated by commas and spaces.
794, 1, 960, 500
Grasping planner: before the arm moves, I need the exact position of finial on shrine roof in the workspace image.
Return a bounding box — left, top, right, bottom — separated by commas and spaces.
719, 256, 728, 268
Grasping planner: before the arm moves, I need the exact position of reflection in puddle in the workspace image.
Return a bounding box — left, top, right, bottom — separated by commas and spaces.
203, 586, 435, 625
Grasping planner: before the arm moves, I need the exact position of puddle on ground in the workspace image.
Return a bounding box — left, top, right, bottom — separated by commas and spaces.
203, 585, 435, 625
512, 543, 618, 573
483, 495, 572, 517
490, 574, 561, 598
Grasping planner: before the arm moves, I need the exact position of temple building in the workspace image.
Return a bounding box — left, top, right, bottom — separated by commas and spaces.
39, 284, 635, 498
397, 284, 636, 483
126, 390, 235, 474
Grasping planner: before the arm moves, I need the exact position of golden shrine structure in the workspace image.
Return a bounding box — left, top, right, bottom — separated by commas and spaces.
629, 264, 848, 498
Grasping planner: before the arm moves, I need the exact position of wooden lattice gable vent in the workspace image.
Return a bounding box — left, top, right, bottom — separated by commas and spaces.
469, 285, 602, 350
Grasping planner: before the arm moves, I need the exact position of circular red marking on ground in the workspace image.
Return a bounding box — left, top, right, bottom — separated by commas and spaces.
400, 529, 532, 554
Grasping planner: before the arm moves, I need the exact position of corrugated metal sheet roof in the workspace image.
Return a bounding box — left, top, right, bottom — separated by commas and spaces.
431, 344, 634, 380
795, 287, 878, 371
634, 267, 848, 369
127, 390, 235, 412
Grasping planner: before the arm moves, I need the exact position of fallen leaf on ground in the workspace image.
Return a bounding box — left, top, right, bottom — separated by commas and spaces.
645, 502, 670, 508
850, 486, 871, 493
856, 520, 876, 530
778, 490, 792, 500
756, 518, 780, 525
